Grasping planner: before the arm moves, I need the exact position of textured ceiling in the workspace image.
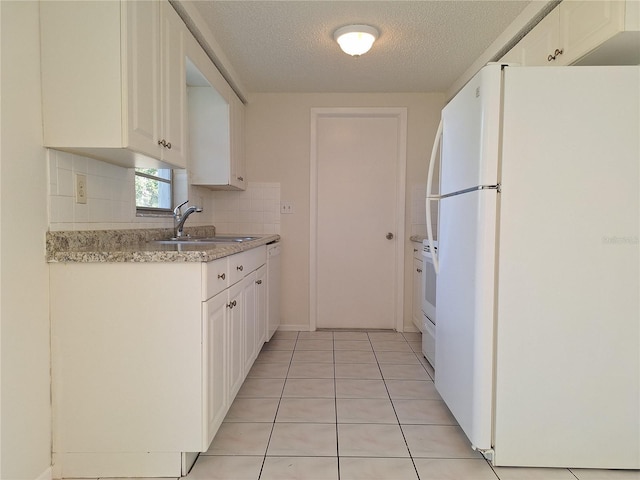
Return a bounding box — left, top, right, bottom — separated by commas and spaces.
186, 0, 530, 94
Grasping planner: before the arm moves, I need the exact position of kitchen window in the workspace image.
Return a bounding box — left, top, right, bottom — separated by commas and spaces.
135, 168, 173, 214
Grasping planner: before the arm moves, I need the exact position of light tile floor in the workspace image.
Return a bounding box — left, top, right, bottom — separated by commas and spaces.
178, 330, 639, 480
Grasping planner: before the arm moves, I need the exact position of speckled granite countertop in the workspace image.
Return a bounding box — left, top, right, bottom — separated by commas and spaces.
47, 226, 280, 263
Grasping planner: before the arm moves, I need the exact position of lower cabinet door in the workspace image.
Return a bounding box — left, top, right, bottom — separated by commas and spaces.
255, 265, 267, 347
242, 272, 258, 376
203, 291, 228, 450
226, 282, 244, 400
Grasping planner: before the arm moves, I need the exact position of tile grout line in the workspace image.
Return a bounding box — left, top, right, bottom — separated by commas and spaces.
331, 332, 342, 480
368, 332, 423, 480
256, 330, 299, 480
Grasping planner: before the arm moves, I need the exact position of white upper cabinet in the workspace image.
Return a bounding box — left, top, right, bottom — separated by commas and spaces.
501, 8, 561, 66
501, 0, 638, 67
40, 1, 187, 169
230, 94, 247, 190
185, 34, 247, 190
159, 1, 188, 167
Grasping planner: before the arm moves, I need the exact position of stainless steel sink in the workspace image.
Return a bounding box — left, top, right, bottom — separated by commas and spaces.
204, 236, 260, 242
150, 235, 260, 245
151, 239, 222, 245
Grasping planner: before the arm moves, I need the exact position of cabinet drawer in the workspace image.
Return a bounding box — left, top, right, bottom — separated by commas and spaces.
228, 246, 266, 285
243, 245, 267, 273
203, 257, 229, 301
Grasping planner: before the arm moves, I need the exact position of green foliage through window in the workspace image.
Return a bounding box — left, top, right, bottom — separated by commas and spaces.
135, 168, 172, 211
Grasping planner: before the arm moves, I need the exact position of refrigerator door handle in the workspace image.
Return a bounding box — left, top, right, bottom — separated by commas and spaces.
438, 184, 501, 200
426, 118, 442, 274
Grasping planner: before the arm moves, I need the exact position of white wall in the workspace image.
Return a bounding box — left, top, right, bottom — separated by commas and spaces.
245, 92, 444, 331
0, 2, 52, 478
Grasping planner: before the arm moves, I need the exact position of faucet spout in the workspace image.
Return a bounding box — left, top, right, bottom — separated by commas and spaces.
173, 201, 203, 237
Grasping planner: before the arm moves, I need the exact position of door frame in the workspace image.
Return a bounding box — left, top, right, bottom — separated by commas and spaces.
309, 107, 407, 332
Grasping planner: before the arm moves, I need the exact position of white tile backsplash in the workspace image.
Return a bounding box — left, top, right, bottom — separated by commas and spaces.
47, 149, 281, 235
48, 150, 173, 231
212, 182, 281, 235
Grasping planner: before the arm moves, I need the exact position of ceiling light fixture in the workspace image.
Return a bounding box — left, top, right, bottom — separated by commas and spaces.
333, 24, 379, 56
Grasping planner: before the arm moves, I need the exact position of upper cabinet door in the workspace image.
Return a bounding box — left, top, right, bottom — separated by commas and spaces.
560, 0, 625, 64
160, 1, 188, 168
502, 8, 561, 66
126, 0, 162, 160
229, 94, 247, 190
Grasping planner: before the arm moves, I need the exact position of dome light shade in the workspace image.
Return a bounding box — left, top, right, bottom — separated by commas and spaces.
334, 25, 379, 56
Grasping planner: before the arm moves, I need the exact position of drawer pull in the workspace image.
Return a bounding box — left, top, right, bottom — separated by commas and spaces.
256, 279, 262, 285
237, 265, 244, 272
218, 273, 226, 280
417, 268, 422, 273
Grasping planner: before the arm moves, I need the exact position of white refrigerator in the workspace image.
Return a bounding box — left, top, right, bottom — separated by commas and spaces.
426, 64, 639, 469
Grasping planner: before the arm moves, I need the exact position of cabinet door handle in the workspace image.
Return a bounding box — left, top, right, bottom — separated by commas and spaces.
166, 141, 172, 149
158, 139, 166, 147
237, 176, 244, 181
237, 265, 244, 272
226, 300, 237, 309
218, 273, 226, 280
417, 268, 422, 273
547, 48, 563, 62
256, 279, 262, 285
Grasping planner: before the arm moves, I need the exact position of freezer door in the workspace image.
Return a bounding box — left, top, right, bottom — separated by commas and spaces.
440, 64, 502, 196
493, 66, 639, 468
434, 188, 498, 451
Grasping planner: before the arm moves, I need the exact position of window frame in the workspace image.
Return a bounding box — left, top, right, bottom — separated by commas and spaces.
135, 168, 174, 216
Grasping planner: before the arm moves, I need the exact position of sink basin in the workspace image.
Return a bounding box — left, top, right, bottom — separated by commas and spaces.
151, 239, 223, 245
150, 235, 260, 245
204, 236, 260, 242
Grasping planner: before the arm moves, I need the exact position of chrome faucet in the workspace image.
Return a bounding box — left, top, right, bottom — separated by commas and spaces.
173, 200, 203, 238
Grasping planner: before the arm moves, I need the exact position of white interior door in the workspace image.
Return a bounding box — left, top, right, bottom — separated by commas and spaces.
312, 109, 406, 330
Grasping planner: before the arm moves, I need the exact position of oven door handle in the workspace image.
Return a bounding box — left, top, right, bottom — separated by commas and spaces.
426, 117, 442, 274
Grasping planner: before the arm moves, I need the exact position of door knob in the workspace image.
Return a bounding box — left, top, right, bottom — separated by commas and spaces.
386, 232, 394, 240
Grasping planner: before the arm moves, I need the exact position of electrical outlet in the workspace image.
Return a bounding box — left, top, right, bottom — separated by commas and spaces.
75, 174, 87, 204
280, 202, 294, 214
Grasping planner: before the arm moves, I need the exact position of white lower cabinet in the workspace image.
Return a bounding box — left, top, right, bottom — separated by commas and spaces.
202, 290, 228, 450
242, 271, 258, 377
226, 280, 245, 401
51, 245, 267, 478
255, 265, 268, 346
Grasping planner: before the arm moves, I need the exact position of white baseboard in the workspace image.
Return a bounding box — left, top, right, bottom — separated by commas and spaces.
276, 325, 309, 331
52, 452, 181, 478
35, 466, 52, 480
